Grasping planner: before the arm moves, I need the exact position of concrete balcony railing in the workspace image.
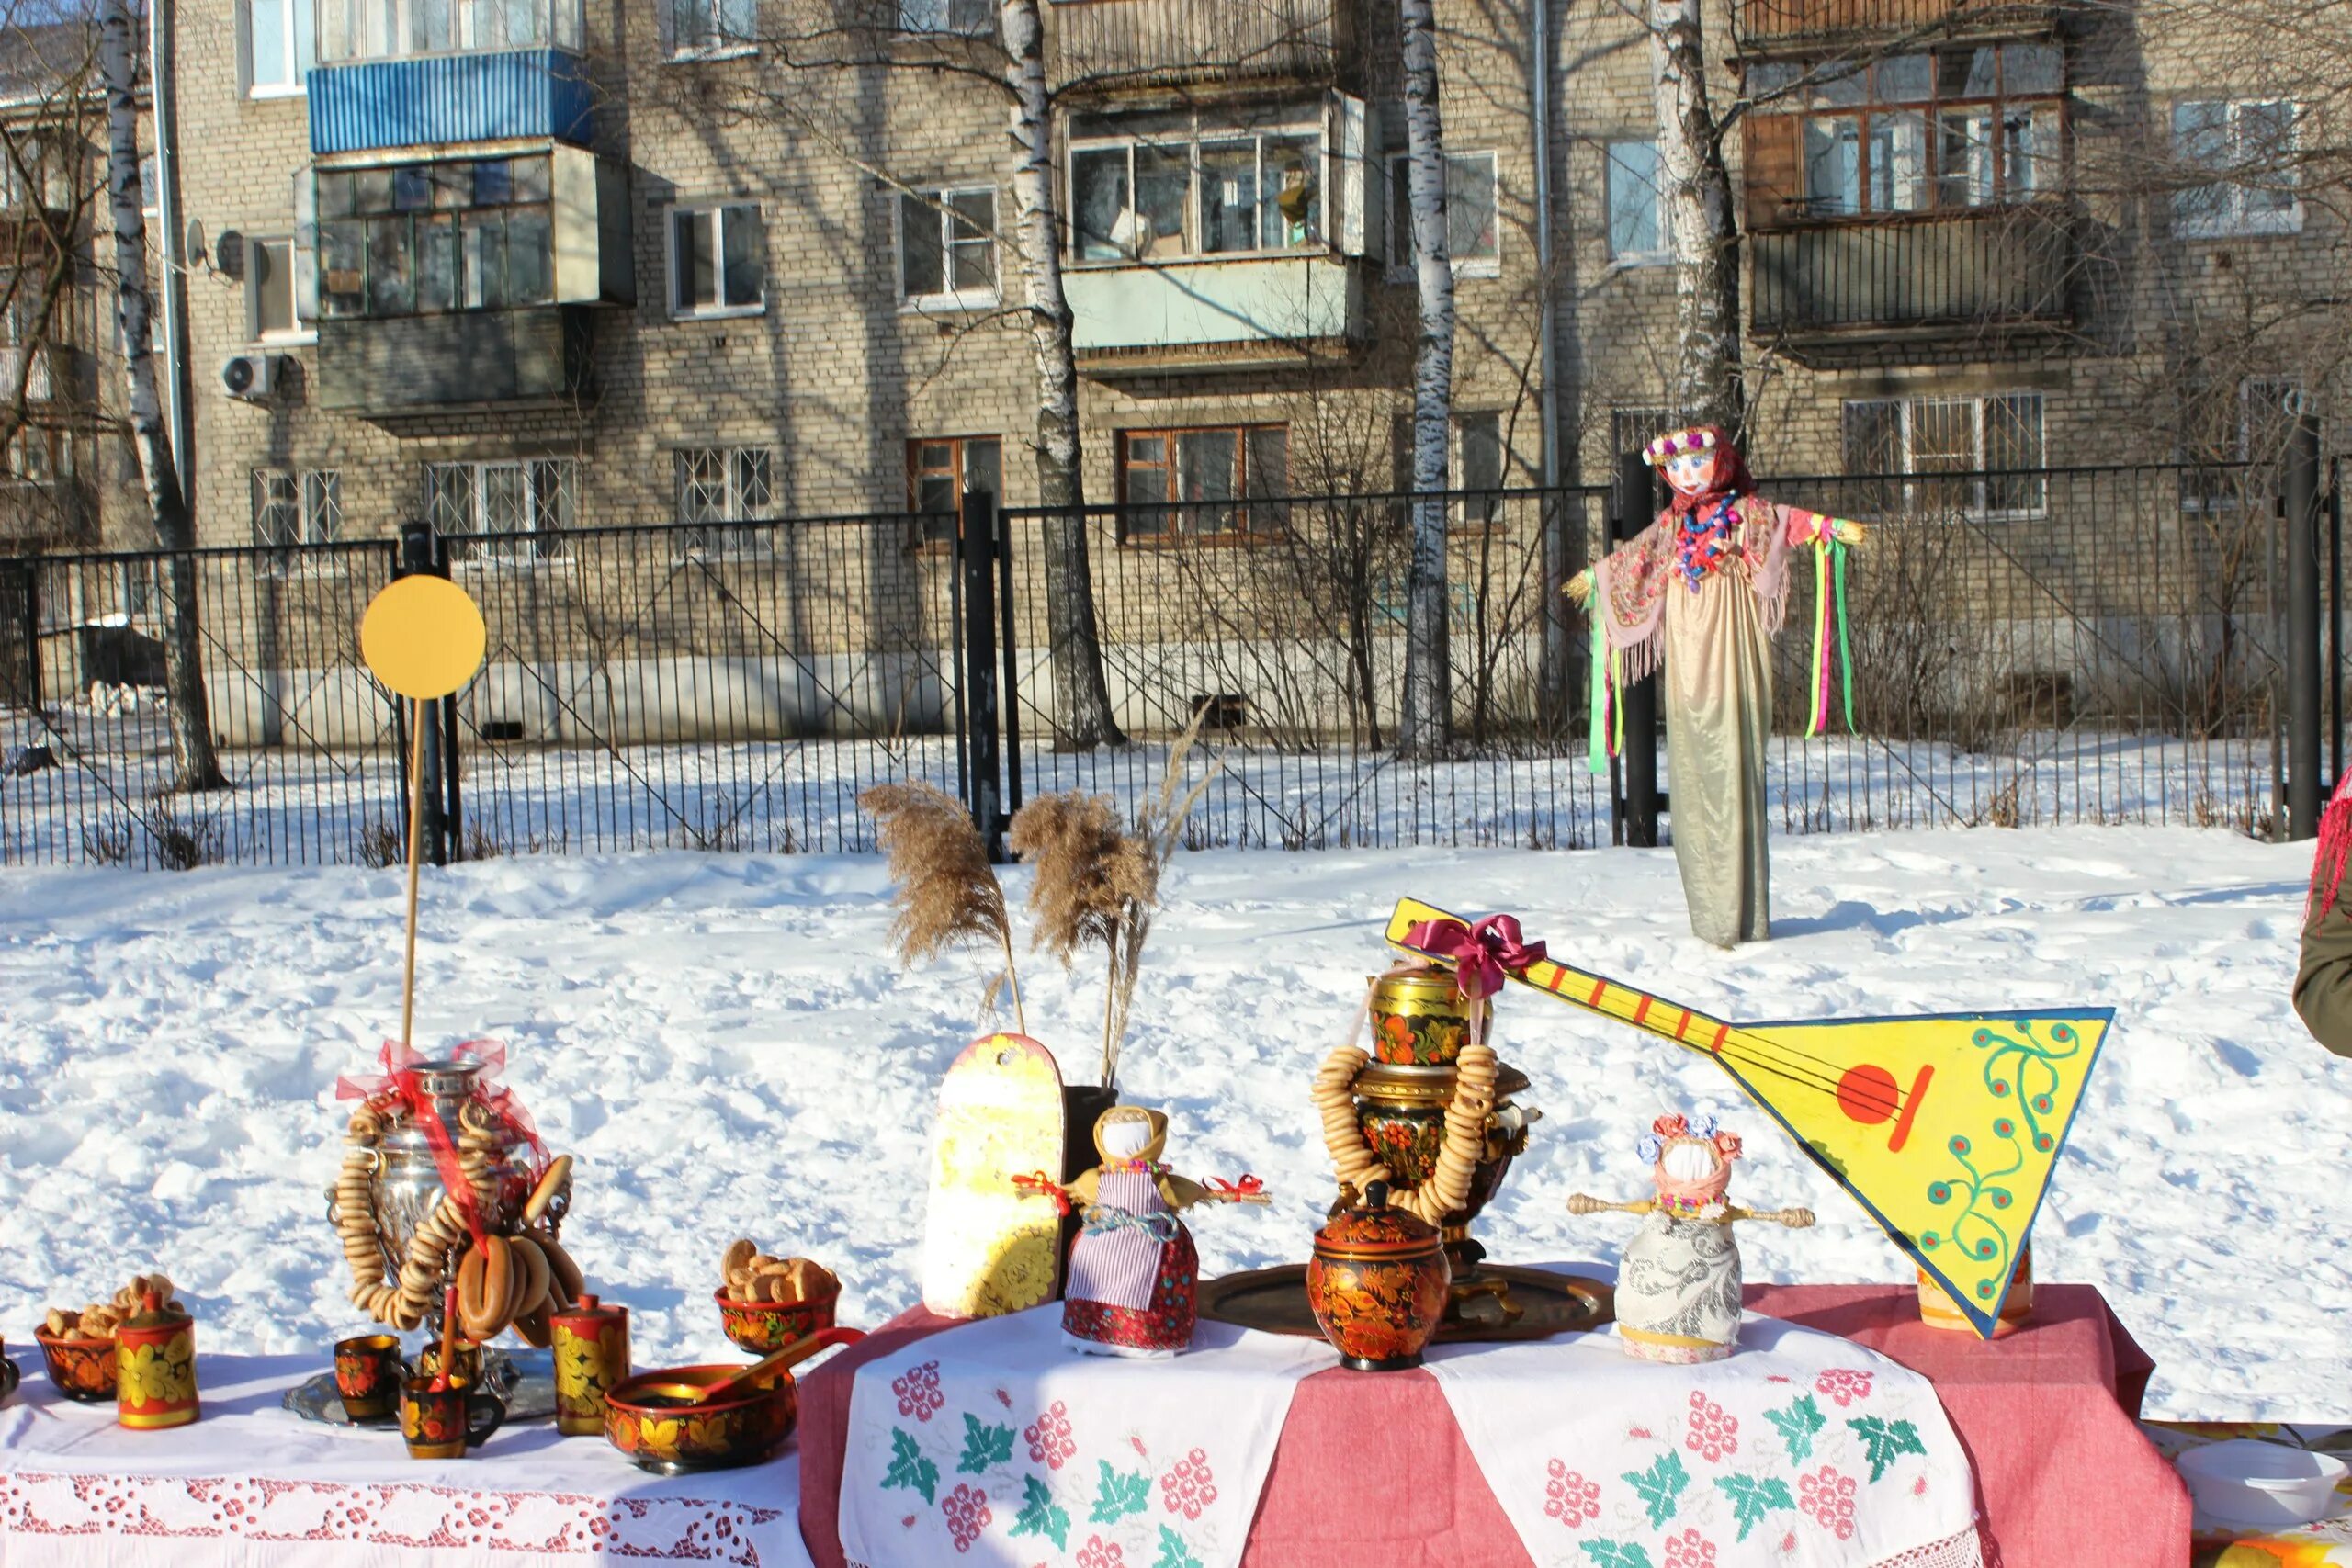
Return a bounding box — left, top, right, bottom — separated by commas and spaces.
308, 47, 594, 156
317, 306, 592, 415
1748, 204, 2073, 341
1732, 0, 2061, 51
1066, 254, 1363, 374
1050, 0, 1352, 92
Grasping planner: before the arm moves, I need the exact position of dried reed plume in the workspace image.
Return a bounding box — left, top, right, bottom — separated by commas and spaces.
858, 781, 1023, 1034
1008, 707, 1221, 1089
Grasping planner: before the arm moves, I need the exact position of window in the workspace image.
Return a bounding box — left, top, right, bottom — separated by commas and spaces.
318, 156, 553, 320
1750, 45, 2061, 218
670, 203, 763, 317
252, 468, 343, 568
1069, 107, 1324, 262
317, 0, 582, 62
1385, 150, 1500, 275
1391, 412, 1511, 522
248, 238, 314, 342
907, 435, 1002, 547
899, 189, 997, 308
669, 0, 755, 56
2181, 377, 2301, 508
674, 446, 775, 549
898, 0, 989, 33
430, 457, 577, 559
2173, 100, 2301, 237
2, 427, 61, 485
245, 0, 316, 94
1605, 140, 1666, 264
1842, 392, 2045, 516
1118, 425, 1287, 538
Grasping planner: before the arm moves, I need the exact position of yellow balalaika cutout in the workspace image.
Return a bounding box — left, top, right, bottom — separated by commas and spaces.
1386, 897, 2112, 1339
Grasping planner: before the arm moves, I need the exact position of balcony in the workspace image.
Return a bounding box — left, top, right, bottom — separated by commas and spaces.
1748, 205, 2073, 342
1733, 0, 2061, 52
0, 345, 52, 402
308, 47, 594, 156
1066, 254, 1363, 376
316, 306, 591, 414
1051, 0, 1353, 94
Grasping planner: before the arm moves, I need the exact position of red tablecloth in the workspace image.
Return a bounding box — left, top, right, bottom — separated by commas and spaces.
797, 1283, 2189, 1568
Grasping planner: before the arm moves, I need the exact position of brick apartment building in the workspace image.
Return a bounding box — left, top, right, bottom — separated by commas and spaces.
12, 0, 2340, 570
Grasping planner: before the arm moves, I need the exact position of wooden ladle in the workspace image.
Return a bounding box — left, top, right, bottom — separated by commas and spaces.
687, 1325, 865, 1406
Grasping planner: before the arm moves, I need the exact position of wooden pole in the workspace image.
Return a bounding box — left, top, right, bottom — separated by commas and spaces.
401, 694, 427, 1050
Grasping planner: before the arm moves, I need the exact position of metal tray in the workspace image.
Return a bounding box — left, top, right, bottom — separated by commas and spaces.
282, 1349, 558, 1429
1198, 1264, 1614, 1345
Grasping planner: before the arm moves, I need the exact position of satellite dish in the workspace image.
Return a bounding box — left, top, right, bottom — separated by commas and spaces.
184, 218, 207, 267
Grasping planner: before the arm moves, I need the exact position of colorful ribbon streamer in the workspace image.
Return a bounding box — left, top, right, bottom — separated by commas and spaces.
334, 1038, 548, 1251
1804, 533, 1857, 739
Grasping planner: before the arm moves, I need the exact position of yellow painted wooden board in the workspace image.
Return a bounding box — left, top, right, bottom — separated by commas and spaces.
1387, 897, 2113, 1340
919, 1033, 1068, 1319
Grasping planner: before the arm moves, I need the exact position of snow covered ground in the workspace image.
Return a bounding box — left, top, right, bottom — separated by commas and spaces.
0, 824, 2341, 1427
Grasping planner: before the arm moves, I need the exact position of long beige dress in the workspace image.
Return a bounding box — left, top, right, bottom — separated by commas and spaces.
1590, 496, 1826, 948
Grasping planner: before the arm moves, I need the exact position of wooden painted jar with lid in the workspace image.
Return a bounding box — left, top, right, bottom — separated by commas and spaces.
1305, 1181, 1451, 1371
114, 1292, 198, 1430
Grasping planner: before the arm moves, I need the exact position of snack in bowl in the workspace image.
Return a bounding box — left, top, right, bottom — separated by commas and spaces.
714, 1241, 840, 1353
37, 1276, 186, 1403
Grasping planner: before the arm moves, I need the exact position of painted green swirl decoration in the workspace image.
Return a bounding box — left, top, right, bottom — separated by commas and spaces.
1918, 1020, 2084, 1301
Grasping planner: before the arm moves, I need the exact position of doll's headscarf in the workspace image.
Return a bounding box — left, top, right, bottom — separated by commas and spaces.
1645, 425, 1756, 519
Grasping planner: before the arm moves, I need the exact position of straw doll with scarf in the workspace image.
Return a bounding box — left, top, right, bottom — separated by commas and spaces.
1566, 427, 1865, 946
1023, 1106, 1268, 1357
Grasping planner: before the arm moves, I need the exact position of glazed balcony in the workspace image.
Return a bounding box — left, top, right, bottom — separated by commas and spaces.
1748, 203, 2073, 341
1732, 0, 2063, 54
1050, 0, 1355, 94
308, 46, 593, 155
317, 305, 592, 414
1067, 254, 1363, 376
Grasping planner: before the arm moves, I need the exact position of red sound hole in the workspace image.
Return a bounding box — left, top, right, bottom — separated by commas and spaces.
1837, 1063, 1900, 1125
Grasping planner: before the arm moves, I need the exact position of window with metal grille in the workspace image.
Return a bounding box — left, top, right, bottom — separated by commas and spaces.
252, 468, 343, 572
431, 457, 575, 560
675, 446, 776, 552
1840, 393, 2045, 517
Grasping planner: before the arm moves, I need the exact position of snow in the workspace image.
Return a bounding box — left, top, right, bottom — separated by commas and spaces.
0, 824, 2342, 1446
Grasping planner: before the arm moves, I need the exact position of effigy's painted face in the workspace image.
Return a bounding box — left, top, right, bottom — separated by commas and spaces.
1664, 449, 1718, 496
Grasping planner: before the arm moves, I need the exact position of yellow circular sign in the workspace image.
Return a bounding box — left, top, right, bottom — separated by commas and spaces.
360, 575, 487, 700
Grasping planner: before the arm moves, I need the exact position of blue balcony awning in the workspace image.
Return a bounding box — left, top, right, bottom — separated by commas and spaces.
309, 48, 594, 156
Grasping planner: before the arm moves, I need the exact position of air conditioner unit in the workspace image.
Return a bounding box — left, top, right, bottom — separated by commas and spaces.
220, 352, 277, 400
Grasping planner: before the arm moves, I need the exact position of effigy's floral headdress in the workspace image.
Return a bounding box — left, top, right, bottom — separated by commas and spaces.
1643, 427, 1720, 468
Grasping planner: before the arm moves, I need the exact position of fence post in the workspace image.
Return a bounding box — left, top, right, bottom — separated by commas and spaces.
1611, 452, 1662, 848
2286, 414, 2322, 840
996, 503, 1023, 822
959, 488, 1004, 861
396, 522, 450, 868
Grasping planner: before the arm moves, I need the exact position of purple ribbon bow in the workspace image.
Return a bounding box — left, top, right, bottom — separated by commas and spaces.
1400, 914, 1548, 1001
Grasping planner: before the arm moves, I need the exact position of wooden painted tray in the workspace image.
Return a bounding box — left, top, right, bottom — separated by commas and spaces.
1198, 1264, 1614, 1345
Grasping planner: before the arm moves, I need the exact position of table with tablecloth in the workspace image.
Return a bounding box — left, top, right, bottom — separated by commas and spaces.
797, 1281, 2190, 1568
0, 1352, 808, 1568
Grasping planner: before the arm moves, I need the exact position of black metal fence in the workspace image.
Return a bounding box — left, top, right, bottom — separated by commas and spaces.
0, 461, 2320, 868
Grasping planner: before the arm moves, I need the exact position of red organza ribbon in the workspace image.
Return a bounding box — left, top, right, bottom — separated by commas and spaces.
1400, 915, 1549, 1002
335, 1039, 548, 1251
1205, 1175, 1263, 1200
1011, 1171, 1073, 1215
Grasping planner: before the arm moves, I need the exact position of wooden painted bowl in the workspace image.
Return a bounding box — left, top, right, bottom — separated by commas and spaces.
603, 1362, 798, 1475
33, 1329, 117, 1402
713, 1280, 839, 1354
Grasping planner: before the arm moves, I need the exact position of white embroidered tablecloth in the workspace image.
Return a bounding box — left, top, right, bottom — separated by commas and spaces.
0, 1351, 811, 1568
837, 1305, 1337, 1568
1424, 1314, 1982, 1568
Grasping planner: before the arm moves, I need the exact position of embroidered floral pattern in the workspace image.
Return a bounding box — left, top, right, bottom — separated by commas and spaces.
941, 1483, 991, 1552
1025, 1399, 1076, 1470
1159, 1449, 1217, 1521
1543, 1460, 1601, 1529
1814, 1369, 1874, 1409
1683, 1392, 1739, 1463
893, 1360, 944, 1423
1798, 1464, 1859, 1540
1077, 1532, 1127, 1568
1663, 1526, 1720, 1567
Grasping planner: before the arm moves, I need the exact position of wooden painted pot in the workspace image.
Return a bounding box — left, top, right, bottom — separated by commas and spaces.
713, 1280, 838, 1355
1305, 1182, 1451, 1371
114, 1295, 198, 1430
33, 1330, 115, 1402
1368, 973, 1475, 1066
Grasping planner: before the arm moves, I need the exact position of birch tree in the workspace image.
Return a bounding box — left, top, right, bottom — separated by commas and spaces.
98, 0, 222, 791
1395, 0, 1454, 757
1000, 0, 1121, 748
1647, 0, 1744, 434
